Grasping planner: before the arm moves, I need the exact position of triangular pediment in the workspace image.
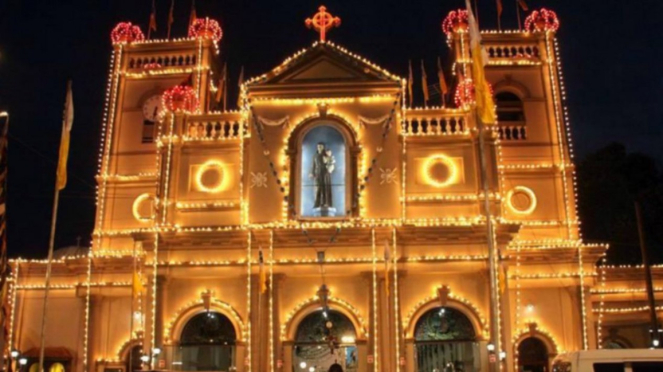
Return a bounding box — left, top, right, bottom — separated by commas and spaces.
248, 42, 402, 87
289, 57, 359, 81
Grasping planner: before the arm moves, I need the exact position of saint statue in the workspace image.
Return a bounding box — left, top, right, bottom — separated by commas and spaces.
309, 142, 335, 212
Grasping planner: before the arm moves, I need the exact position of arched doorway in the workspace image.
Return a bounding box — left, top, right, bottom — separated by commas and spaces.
517, 337, 549, 372
293, 309, 358, 372
125, 345, 143, 372
173, 311, 237, 371
414, 306, 479, 372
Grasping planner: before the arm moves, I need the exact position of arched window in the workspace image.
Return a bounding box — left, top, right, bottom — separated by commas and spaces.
173, 311, 236, 371
414, 307, 479, 372
518, 337, 549, 372
294, 310, 358, 372
495, 92, 525, 122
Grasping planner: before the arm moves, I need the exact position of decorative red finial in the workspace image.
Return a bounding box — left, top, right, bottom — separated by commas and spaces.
524, 8, 560, 33
305, 5, 341, 42
454, 78, 493, 108
442, 9, 469, 36
188, 17, 223, 42
110, 22, 145, 44
162, 85, 199, 113
454, 78, 476, 108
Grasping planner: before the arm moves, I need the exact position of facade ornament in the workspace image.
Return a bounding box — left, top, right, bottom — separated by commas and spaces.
379, 167, 398, 185
250, 172, 268, 188
201, 289, 214, 312
305, 6, 341, 42
437, 285, 450, 306
317, 102, 329, 117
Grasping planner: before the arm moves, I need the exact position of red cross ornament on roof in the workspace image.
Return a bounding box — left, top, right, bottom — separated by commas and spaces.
305, 5, 341, 42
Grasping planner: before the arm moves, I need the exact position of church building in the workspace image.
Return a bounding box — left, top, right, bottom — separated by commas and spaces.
5, 5, 659, 372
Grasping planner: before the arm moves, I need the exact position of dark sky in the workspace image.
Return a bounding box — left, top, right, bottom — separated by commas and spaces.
0, 0, 661, 258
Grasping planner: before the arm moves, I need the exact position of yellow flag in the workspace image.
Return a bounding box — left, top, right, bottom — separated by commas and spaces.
420, 60, 429, 106
189, 0, 197, 29
133, 271, 144, 298
465, 0, 497, 124
437, 57, 449, 96
56, 81, 73, 190
384, 240, 391, 296
167, 0, 175, 38
149, 0, 157, 34
259, 247, 267, 294
407, 60, 413, 107
237, 66, 245, 109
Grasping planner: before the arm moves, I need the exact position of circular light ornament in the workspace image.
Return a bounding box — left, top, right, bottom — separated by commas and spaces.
162, 85, 199, 113
195, 160, 227, 193
132, 193, 156, 222
506, 186, 537, 215
188, 17, 223, 42
422, 154, 459, 188
442, 9, 469, 36
110, 22, 145, 44
525, 8, 560, 33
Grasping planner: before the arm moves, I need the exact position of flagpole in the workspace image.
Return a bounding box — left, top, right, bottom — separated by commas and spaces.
475, 111, 502, 371
129, 243, 137, 372
37, 128, 64, 372
516, 0, 523, 31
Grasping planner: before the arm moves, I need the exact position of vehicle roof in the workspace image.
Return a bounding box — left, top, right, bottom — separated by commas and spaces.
555, 349, 663, 361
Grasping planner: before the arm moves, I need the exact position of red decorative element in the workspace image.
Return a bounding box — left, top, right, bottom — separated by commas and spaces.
455, 78, 475, 108
454, 78, 494, 108
110, 22, 145, 44
442, 9, 469, 36
162, 85, 199, 113
188, 17, 223, 42
525, 8, 560, 33
305, 5, 341, 42
143, 63, 162, 70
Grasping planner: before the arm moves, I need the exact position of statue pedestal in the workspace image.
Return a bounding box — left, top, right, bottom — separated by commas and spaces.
313, 207, 336, 217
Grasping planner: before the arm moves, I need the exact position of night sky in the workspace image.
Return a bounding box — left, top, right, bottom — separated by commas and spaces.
0, 0, 661, 258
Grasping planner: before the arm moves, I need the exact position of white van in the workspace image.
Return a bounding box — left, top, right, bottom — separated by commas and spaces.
552, 349, 663, 372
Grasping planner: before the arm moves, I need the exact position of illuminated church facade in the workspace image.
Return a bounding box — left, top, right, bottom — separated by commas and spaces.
6, 6, 661, 372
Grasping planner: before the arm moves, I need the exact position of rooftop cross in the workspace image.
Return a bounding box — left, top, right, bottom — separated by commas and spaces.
305, 5, 341, 42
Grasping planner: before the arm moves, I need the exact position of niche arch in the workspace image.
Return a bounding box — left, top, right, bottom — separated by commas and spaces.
286, 115, 360, 218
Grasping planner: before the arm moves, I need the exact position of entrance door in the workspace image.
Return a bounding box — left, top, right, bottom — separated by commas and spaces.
414, 307, 480, 372
293, 309, 358, 372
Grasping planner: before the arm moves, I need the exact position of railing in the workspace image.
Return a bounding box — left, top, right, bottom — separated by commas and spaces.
498, 125, 527, 140
128, 53, 198, 69
184, 120, 246, 141
403, 116, 467, 136
487, 44, 540, 59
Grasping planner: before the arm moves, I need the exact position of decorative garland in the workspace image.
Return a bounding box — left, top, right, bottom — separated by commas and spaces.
257, 115, 290, 127
358, 114, 390, 127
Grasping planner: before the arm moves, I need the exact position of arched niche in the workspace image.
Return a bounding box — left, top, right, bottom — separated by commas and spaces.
167, 301, 245, 345
412, 306, 481, 372
405, 297, 486, 341
286, 116, 359, 219
516, 337, 550, 372
284, 298, 367, 342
